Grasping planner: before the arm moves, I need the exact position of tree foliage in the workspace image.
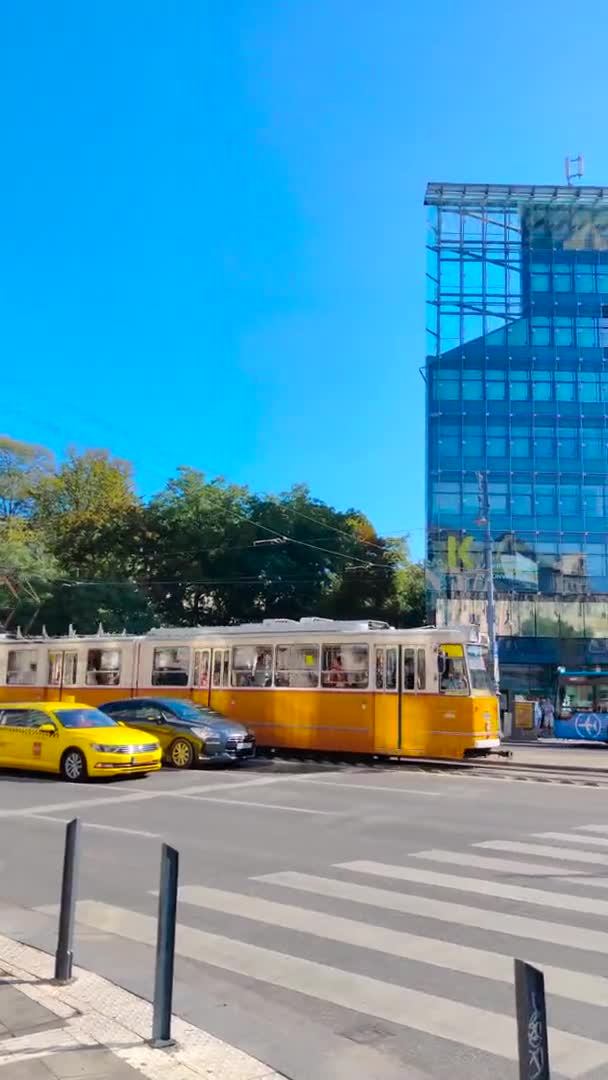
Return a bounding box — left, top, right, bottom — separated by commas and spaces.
0, 438, 425, 633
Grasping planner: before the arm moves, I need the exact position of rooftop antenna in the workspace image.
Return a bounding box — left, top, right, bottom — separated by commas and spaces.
565, 154, 584, 185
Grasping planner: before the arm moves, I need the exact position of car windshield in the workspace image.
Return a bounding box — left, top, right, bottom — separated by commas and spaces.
57, 708, 119, 729
165, 699, 207, 723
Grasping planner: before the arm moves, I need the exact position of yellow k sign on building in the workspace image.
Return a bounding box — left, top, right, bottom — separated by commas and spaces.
447, 535, 474, 570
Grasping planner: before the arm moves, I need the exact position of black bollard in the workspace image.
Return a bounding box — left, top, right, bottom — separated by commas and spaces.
54, 818, 81, 983
150, 843, 179, 1048
514, 958, 550, 1079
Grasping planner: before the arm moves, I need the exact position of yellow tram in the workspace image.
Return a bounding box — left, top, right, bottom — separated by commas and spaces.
0, 619, 499, 760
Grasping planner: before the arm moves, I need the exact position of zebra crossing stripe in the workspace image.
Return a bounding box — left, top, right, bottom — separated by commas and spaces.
331, 861, 608, 921
475, 841, 608, 865
53, 899, 608, 1078
535, 831, 608, 849
176, 883, 608, 1008
258, 870, 608, 954
410, 849, 590, 877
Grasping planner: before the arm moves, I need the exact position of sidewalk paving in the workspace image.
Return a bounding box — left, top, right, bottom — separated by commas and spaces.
0, 933, 281, 1080
503, 739, 608, 772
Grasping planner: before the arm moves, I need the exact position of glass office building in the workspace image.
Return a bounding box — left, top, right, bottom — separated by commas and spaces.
425, 182, 608, 697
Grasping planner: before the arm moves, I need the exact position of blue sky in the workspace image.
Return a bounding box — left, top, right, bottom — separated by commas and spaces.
1, 0, 605, 558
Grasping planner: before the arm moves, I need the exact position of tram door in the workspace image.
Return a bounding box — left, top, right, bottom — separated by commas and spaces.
373, 645, 400, 752
192, 649, 211, 706
400, 646, 427, 755
47, 650, 79, 701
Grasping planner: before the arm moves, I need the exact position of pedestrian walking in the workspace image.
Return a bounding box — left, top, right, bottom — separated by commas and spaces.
541, 696, 555, 732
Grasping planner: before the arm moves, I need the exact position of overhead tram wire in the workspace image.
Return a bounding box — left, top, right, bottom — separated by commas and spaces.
224, 507, 385, 571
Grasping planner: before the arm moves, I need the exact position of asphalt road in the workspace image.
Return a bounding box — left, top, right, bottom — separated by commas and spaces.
1, 754, 608, 1079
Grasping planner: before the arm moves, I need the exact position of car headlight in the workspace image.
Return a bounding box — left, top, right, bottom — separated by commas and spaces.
91, 744, 120, 753
191, 727, 218, 741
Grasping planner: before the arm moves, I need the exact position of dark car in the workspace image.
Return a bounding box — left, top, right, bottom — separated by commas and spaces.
98, 698, 256, 769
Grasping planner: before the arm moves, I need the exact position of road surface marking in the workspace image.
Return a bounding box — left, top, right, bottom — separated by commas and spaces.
0, 774, 294, 819
258, 870, 608, 954
535, 831, 608, 849
52, 899, 608, 1078
175, 883, 608, 1007
332, 861, 608, 920
475, 840, 608, 865
555, 876, 608, 889
411, 849, 591, 877
289, 778, 444, 797
23, 814, 159, 838
183, 796, 334, 816
576, 825, 608, 835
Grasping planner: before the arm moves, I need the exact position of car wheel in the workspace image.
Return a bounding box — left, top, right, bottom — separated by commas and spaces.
61, 749, 88, 783
169, 739, 194, 769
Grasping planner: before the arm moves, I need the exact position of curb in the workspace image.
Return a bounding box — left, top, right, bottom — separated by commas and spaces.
0, 931, 281, 1079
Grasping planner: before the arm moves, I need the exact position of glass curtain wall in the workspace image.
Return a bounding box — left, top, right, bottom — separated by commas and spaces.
425, 182, 608, 688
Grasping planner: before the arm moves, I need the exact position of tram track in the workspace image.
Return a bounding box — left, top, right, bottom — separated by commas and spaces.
254, 749, 608, 787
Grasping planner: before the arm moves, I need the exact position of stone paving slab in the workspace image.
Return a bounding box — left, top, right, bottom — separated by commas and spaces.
0, 983, 64, 1036
0, 934, 282, 1080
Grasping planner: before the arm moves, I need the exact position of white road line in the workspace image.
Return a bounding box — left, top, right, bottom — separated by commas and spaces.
259, 870, 608, 955
475, 841, 608, 866
411, 849, 591, 877
184, 796, 334, 816
289, 778, 444, 797
576, 825, 608, 835
536, 832, 608, 849
0, 774, 294, 819
58, 899, 608, 1078
23, 814, 159, 838
176, 883, 608, 1008
26, 814, 71, 825
81, 822, 160, 838
333, 861, 608, 920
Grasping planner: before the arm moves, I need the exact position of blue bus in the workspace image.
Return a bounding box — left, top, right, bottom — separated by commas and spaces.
555, 668, 608, 741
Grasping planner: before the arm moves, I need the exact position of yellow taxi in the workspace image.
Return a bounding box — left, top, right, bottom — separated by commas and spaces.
0, 701, 162, 781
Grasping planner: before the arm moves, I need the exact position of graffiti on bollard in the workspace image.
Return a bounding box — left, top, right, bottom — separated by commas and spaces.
514, 958, 550, 1079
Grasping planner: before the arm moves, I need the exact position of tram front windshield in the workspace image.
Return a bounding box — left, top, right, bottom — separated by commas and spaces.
465, 644, 492, 693
558, 675, 608, 716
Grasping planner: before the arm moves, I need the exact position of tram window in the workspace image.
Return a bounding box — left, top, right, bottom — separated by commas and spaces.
322, 645, 369, 689
386, 648, 397, 690
63, 652, 78, 686
403, 649, 415, 691
48, 653, 62, 686
212, 651, 223, 688
86, 649, 122, 687
275, 644, 319, 688
417, 649, 426, 690
376, 648, 385, 689
193, 649, 210, 689
48, 652, 78, 687
223, 649, 230, 686
596, 682, 608, 712
231, 645, 273, 688
439, 647, 468, 694
6, 650, 38, 686
560, 680, 594, 712
151, 647, 189, 687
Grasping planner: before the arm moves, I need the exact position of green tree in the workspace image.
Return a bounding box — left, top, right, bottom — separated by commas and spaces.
0, 435, 54, 519
143, 475, 417, 628
32, 448, 151, 634
142, 468, 256, 625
